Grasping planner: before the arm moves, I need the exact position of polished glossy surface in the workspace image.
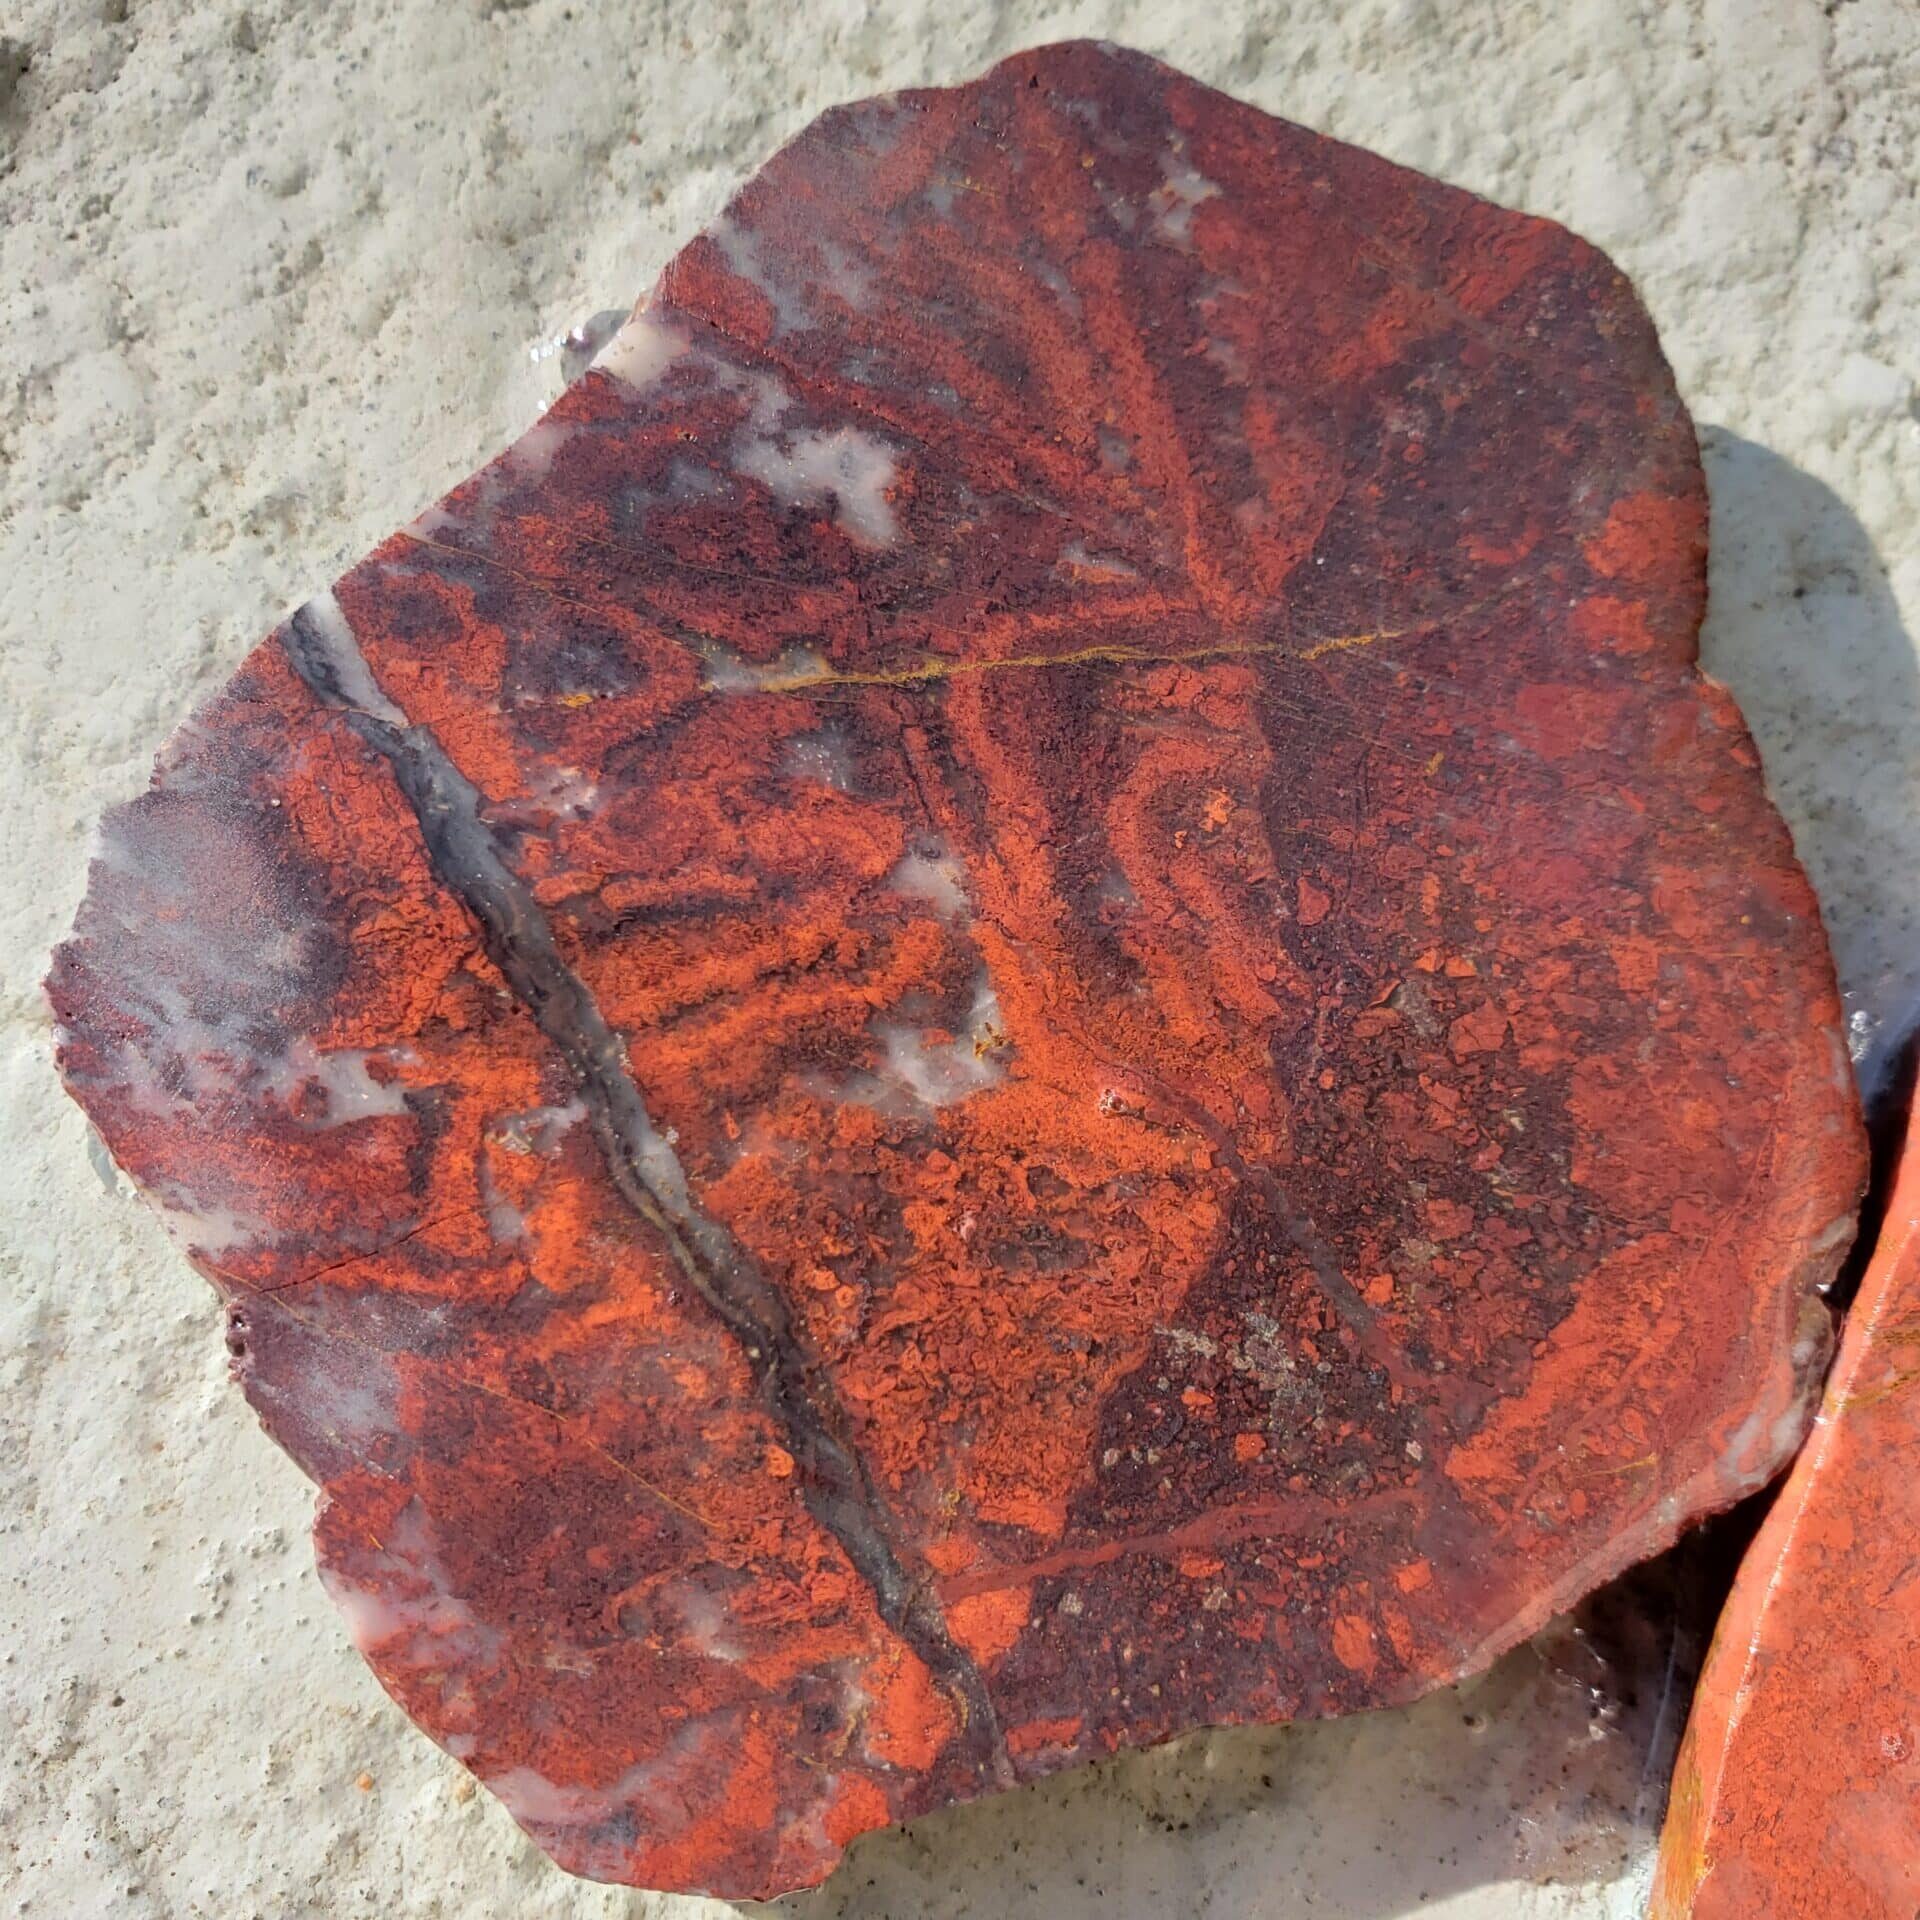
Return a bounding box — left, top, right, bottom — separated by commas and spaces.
48, 40, 1863, 1898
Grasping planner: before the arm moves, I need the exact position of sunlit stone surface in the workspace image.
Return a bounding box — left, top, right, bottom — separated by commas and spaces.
1654, 1090, 1920, 1920
48, 40, 1862, 1900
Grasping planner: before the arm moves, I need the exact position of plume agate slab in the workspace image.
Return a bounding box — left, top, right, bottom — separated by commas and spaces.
49, 40, 1864, 1898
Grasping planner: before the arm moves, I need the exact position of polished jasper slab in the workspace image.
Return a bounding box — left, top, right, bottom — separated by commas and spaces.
1653, 1094, 1920, 1920
48, 39, 1864, 1899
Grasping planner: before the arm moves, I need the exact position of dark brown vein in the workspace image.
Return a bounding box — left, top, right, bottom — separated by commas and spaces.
280, 598, 1012, 1784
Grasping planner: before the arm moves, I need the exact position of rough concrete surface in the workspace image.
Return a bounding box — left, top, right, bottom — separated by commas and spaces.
2, 3, 1915, 1916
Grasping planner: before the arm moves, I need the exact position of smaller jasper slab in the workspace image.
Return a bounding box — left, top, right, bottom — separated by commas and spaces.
1654, 1101, 1920, 1920
50, 39, 1864, 1900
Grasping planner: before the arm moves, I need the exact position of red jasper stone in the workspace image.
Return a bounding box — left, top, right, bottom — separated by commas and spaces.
1653, 1097, 1920, 1920
48, 40, 1864, 1899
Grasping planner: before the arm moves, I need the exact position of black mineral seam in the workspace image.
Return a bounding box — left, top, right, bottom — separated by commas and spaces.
281, 598, 1011, 1784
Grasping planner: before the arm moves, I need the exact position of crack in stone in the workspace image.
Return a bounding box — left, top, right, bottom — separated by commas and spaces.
280, 591, 1011, 1784
700, 624, 1404, 695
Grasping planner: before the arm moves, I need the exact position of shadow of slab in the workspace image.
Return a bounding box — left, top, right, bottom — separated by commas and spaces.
1698, 427, 1920, 1106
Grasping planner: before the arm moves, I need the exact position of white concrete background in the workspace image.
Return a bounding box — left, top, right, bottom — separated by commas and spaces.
3, 2, 1915, 1915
